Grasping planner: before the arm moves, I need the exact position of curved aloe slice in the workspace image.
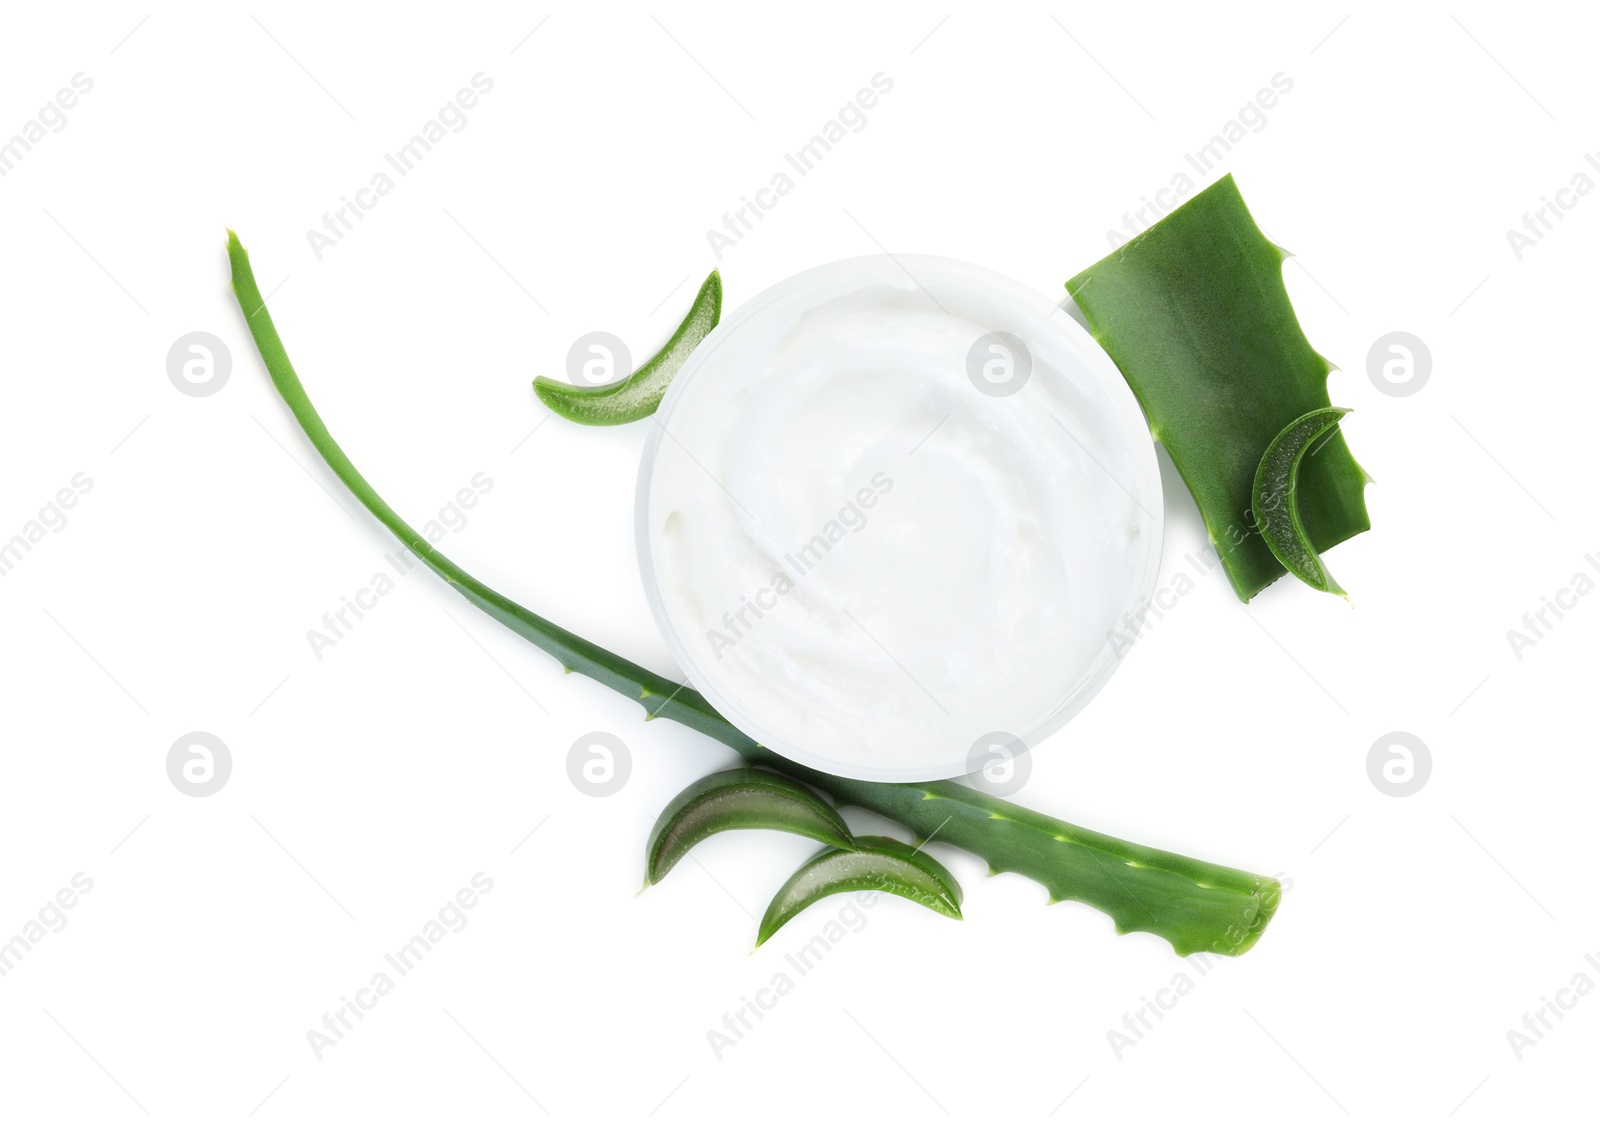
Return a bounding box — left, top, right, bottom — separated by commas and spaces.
228, 231, 1281, 957
1067, 174, 1370, 601
647, 768, 853, 884
533, 270, 720, 425
757, 836, 962, 946
1253, 407, 1352, 597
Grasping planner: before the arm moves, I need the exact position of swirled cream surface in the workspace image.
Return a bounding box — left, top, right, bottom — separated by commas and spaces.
638, 256, 1161, 782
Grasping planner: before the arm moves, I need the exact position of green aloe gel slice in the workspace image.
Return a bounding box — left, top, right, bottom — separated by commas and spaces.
533, 270, 720, 425
1253, 407, 1353, 597
756, 837, 963, 947
646, 768, 853, 884
1067, 174, 1370, 600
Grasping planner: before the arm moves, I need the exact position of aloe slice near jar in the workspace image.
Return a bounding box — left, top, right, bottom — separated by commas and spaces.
533, 270, 720, 425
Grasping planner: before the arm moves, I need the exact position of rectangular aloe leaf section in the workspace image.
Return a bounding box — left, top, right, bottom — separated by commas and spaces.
1067, 174, 1370, 600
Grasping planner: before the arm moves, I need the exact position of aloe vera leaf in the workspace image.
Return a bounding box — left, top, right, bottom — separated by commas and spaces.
226, 231, 741, 743
757, 836, 962, 947
647, 768, 853, 884
533, 270, 720, 425
1253, 407, 1352, 597
1067, 174, 1370, 601
228, 231, 1280, 957
754, 757, 1280, 957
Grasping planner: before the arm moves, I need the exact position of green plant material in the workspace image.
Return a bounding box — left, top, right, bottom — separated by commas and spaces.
1253, 407, 1353, 598
647, 768, 853, 884
757, 836, 962, 946
227, 231, 740, 741
1067, 173, 1370, 601
755, 756, 1280, 957
228, 230, 1281, 958
533, 270, 721, 425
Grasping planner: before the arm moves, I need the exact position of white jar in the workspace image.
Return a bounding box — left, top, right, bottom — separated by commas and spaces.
637, 256, 1162, 782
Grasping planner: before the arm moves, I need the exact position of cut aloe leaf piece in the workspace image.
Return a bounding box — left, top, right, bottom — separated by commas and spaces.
1067, 174, 1370, 601
646, 768, 853, 885
1253, 407, 1352, 597
756, 836, 962, 947
533, 270, 720, 425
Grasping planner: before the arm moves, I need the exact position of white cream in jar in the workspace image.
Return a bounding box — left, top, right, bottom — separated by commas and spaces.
637, 256, 1161, 782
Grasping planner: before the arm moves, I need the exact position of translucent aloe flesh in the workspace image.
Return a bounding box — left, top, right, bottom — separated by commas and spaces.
533, 270, 721, 426
1253, 407, 1353, 597
757, 836, 964, 947
229, 231, 1281, 957
1067, 174, 1370, 600
646, 768, 853, 884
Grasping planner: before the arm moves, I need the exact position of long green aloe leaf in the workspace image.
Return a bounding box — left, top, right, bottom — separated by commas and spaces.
1067, 174, 1370, 601
225, 231, 745, 743
228, 230, 1280, 957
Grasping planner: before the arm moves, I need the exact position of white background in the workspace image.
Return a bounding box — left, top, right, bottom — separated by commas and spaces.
0, 2, 1593, 1126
